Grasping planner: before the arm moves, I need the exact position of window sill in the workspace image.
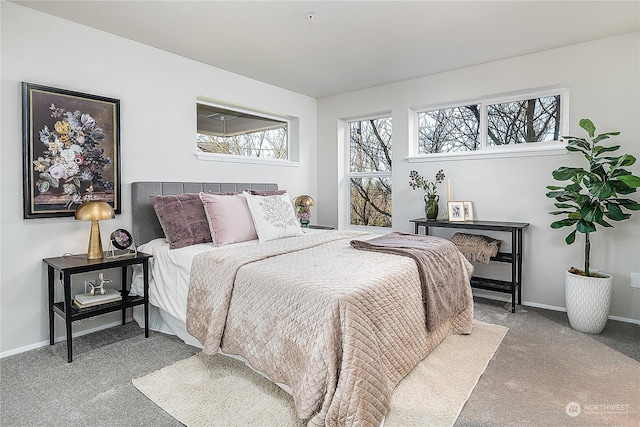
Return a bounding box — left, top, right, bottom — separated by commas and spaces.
406, 142, 568, 162
194, 152, 301, 167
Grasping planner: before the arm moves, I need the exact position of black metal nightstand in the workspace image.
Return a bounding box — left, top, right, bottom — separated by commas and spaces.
308, 225, 335, 230
43, 252, 152, 362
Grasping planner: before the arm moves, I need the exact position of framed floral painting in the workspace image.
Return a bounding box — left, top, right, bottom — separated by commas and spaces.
22, 83, 121, 218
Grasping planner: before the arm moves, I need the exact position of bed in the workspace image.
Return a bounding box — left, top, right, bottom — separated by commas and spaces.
129, 181, 474, 426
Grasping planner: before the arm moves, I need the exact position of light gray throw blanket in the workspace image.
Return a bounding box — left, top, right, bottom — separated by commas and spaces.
351, 232, 473, 331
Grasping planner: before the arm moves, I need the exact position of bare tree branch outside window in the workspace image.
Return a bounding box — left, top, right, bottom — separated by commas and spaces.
349, 117, 392, 227
418, 105, 480, 154
197, 128, 288, 159
417, 93, 561, 154
487, 95, 560, 145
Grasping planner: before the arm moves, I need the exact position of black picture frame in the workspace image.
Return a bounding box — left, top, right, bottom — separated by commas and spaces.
22, 82, 121, 219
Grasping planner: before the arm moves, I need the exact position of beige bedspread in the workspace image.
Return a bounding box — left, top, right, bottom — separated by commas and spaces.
186, 231, 474, 426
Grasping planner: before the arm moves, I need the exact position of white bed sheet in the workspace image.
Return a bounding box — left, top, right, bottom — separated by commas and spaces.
130, 238, 257, 322
130, 228, 328, 323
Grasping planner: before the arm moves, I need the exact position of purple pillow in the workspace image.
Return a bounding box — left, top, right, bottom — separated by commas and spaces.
149, 193, 213, 249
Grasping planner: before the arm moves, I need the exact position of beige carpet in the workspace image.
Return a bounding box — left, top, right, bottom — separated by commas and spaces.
133, 320, 508, 427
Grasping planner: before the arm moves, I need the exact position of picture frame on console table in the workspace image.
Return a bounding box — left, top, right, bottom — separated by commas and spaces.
22, 82, 121, 219
462, 201, 474, 221
448, 201, 465, 222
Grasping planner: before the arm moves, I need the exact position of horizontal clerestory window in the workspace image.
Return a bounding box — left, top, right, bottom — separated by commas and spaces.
196, 102, 289, 160
413, 87, 567, 160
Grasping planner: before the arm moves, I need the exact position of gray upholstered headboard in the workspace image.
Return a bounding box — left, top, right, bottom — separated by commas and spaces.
131, 182, 278, 245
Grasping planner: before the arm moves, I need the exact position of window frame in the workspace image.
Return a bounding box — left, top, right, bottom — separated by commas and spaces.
344, 113, 393, 230
195, 99, 300, 166
408, 86, 569, 163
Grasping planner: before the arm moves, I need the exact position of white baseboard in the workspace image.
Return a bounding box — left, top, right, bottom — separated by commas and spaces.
608, 315, 640, 325
519, 300, 566, 312
0, 317, 133, 359
472, 289, 640, 325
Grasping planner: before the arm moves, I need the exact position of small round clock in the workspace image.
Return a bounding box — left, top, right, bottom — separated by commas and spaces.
110, 229, 133, 250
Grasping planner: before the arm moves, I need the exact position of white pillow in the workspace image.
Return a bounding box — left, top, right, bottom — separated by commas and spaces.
244, 191, 303, 242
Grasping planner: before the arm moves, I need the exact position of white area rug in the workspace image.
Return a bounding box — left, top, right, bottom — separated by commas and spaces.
133, 320, 508, 427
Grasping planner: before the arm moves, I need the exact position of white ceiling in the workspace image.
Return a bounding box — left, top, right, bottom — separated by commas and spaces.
14, 1, 640, 98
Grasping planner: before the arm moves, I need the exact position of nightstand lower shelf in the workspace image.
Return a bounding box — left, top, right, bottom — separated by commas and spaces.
53, 294, 146, 321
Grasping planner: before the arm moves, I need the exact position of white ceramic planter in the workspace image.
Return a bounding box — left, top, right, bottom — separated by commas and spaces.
565, 270, 612, 334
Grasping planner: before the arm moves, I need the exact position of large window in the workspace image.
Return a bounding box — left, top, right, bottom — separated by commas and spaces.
417, 89, 565, 156
348, 116, 392, 227
197, 103, 288, 160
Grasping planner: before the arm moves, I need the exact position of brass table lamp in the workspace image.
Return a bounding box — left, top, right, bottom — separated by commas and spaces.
75, 201, 115, 259
294, 195, 315, 227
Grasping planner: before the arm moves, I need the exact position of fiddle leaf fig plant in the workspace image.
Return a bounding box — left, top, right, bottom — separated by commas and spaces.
546, 119, 640, 277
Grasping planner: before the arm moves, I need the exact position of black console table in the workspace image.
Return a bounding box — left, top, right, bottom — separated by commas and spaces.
410, 218, 529, 313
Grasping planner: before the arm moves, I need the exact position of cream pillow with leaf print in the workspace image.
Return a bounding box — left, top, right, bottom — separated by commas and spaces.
244, 191, 303, 242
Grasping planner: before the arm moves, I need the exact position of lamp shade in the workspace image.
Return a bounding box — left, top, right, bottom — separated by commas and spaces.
75, 201, 115, 259
294, 195, 315, 207
75, 201, 116, 221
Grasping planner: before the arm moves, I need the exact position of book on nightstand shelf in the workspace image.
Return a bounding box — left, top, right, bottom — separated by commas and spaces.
74, 288, 122, 308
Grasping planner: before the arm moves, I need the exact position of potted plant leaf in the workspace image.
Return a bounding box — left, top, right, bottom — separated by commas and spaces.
546, 118, 640, 333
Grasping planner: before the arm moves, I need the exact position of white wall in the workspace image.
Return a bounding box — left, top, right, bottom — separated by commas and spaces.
0, 3, 317, 355
318, 33, 640, 322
